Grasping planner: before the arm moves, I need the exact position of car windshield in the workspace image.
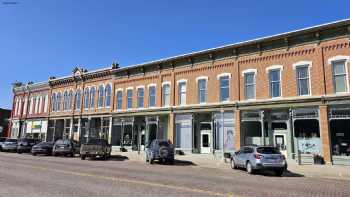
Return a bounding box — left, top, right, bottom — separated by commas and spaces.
38, 142, 53, 146
87, 139, 105, 145
257, 147, 281, 154
6, 139, 17, 143
158, 141, 170, 147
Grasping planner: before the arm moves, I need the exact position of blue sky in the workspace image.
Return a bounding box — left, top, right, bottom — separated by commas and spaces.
0, 0, 349, 109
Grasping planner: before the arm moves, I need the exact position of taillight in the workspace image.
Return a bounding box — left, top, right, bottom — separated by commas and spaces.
254, 154, 263, 160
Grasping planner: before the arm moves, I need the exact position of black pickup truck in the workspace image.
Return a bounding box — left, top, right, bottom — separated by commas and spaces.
80, 138, 112, 160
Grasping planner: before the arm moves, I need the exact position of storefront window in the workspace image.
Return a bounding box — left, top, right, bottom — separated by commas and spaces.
330, 119, 350, 156
294, 119, 321, 155
214, 112, 235, 152
175, 114, 192, 151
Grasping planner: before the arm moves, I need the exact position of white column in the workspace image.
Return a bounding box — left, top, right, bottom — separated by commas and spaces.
108, 117, 113, 144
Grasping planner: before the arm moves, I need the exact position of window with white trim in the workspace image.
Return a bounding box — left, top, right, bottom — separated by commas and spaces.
296, 65, 310, 96
116, 91, 123, 110
178, 82, 186, 105
332, 60, 348, 93
149, 86, 156, 107
269, 69, 281, 98
198, 79, 207, 103
219, 76, 229, 102
244, 72, 256, 99
105, 84, 112, 107
90, 87, 96, 109
51, 93, 56, 112
137, 87, 144, 108
68, 90, 73, 110
75, 90, 81, 110
84, 88, 89, 109
98, 85, 105, 108
162, 84, 170, 107
57, 92, 62, 111
127, 89, 133, 109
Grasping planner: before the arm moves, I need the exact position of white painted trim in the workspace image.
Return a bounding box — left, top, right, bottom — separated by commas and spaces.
217, 73, 231, 79
126, 87, 134, 90
147, 83, 157, 88
176, 79, 187, 84
161, 81, 171, 86
241, 69, 257, 76
136, 85, 145, 89
328, 55, 350, 65
293, 61, 313, 70
265, 65, 283, 73
196, 76, 209, 82
116, 88, 123, 92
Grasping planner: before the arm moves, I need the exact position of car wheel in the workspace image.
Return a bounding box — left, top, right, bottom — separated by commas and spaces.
230, 159, 237, 169
275, 169, 284, 177
81, 155, 86, 160
246, 162, 254, 174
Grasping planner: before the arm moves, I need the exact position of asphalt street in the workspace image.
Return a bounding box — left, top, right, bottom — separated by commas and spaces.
0, 152, 349, 197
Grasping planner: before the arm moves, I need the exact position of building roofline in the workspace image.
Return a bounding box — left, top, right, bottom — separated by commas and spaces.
15, 18, 350, 86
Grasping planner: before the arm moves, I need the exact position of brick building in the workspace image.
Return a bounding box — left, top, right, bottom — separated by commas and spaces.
9, 19, 350, 165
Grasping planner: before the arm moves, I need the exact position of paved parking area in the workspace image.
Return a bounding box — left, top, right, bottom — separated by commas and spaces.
0, 152, 349, 197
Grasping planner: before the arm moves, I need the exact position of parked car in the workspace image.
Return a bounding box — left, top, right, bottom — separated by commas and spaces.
31, 141, 54, 156
80, 138, 111, 160
17, 138, 41, 154
145, 139, 174, 164
0, 137, 7, 151
1, 139, 18, 152
53, 139, 80, 157
230, 146, 287, 176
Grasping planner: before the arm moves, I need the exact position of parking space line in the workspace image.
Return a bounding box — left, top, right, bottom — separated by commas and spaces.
2, 161, 241, 197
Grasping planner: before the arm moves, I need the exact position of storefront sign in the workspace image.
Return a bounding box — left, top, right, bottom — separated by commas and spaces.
293, 108, 318, 119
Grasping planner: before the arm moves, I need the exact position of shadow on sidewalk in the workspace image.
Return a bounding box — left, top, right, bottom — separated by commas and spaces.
108, 155, 129, 161
151, 159, 197, 166
258, 170, 304, 177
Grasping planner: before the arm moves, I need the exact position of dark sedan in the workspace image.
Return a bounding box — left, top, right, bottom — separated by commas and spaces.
1, 139, 18, 152
31, 141, 54, 156
53, 139, 80, 157
17, 138, 41, 154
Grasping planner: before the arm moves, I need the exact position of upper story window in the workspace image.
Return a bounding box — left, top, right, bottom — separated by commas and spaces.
116, 90, 123, 110
162, 83, 170, 107
269, 69, 281, 98
68, 90, 73, 110
148, 85, 156, 107
23, 97, 28, 115
127, 88, 133, 109
98, 85, 105, 108
51, 93, 56, 112
197, 78, 207, 103
219, 75, 230, 102
38, 96, 43, 113
137, 87, 144, 108
178, 81, 186, 106
84, 88, 89, 109
244, 71, 256, 100
56, 92, 62, 112
44, 95, 48, 113
105, 84, 112, 108
63, 91, 69, 111
332, 60, 348, 93
75, 90, 82, 110
90, 87, 96, 109
293, 61, 312, 96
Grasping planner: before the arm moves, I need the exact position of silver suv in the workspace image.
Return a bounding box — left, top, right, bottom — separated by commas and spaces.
231, 146, 287, 176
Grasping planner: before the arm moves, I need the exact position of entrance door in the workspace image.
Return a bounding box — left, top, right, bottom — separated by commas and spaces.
200, 131, 211, 154
274, 133, 287, 158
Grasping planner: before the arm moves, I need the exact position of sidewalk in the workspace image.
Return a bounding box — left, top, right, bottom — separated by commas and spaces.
112, 151, 350, 181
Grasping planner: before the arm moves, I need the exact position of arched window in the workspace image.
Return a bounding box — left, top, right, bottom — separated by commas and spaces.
76, 90, 82, 110
105, 84, 111, 107
56, 92, 62, 111
63, 91, 68, 111
90, 87, 96, 108
98, 84, 105, 108
68, 90, 73, 110
51, 93, 56, 111
84, 88, 90, 109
